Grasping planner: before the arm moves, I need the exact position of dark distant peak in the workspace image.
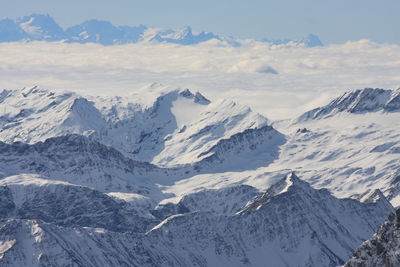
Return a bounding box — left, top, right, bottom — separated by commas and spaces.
179, 89, 210, 105
194, 92, 210, 105
298, 88, 400, 121
179, 88, 194, 98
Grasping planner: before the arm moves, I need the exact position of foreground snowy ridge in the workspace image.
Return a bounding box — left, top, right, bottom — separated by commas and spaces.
0, 173, 393, 267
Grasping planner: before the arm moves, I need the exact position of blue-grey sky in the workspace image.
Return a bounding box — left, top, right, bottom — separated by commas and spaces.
1, 0, 400, 44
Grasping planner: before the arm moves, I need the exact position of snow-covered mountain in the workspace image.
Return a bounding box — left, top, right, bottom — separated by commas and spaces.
0, 134, 166, 195
0, 86, 284, 171
16, 14, 65, 41
0, 173, 393, 267
229, 87, 400, 207
0, 14, 322, 47
65, 19, 146, 45
132, 87, 400, 212
297, 88, 400, 122
1, 85, 400, 266
143, 26, 229, 45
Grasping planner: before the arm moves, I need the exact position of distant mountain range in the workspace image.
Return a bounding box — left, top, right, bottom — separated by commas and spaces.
0, 14, 323, 47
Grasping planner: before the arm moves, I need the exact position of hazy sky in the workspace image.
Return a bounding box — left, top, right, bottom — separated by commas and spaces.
1, 0, 400, 44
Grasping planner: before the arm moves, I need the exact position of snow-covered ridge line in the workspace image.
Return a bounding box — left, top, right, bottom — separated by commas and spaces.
193, 124, 285, 171
297, 87, 400, 121
0, 13, 323, 47
0, 174, 158, 233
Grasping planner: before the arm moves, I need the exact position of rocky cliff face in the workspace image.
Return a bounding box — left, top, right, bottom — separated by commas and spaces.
344, 208, 400, 267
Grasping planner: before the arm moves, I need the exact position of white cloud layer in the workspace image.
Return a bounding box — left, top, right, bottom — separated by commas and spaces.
0, 40, 399, 120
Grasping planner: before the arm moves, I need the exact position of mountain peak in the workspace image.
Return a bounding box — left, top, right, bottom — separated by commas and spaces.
298, 87, 400, 121
287, 171, 301, 183
238, 172, 310, 213
179, 89, 210, 105
16, 13, 64, 40
174, 26, 193, 38
150, 26, 219, 45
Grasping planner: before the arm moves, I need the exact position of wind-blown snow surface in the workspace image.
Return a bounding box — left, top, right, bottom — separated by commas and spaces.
1, 40, 400, 119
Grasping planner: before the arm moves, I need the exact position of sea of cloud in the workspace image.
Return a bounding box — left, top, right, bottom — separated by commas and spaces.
0, 40, 399, 120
